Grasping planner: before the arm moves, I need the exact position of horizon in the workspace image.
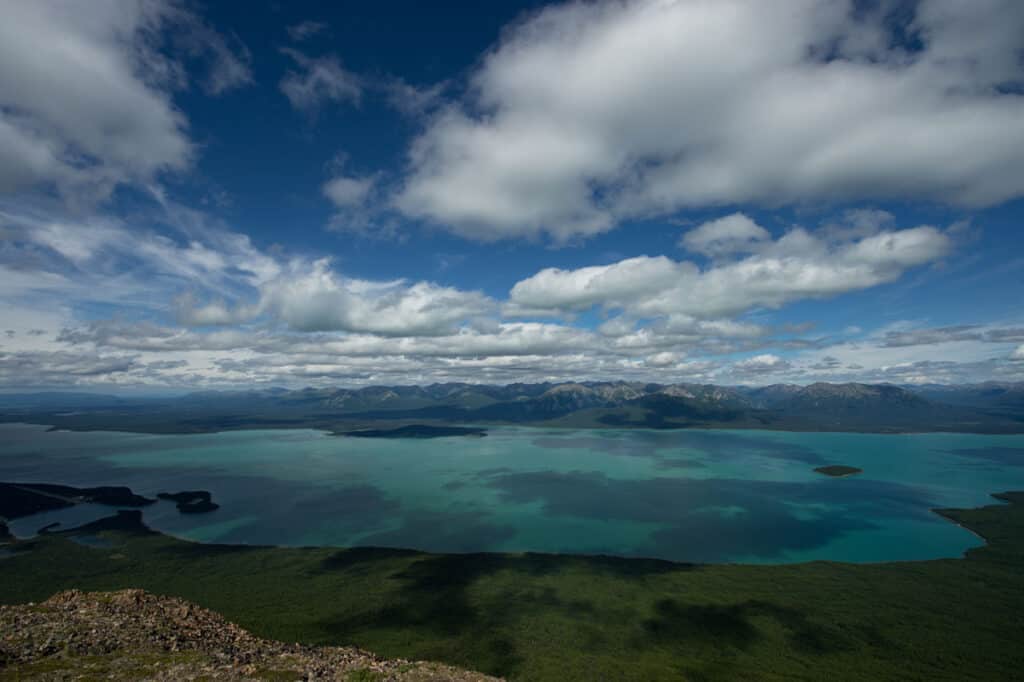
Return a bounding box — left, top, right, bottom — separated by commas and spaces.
2, 1, 1024, 391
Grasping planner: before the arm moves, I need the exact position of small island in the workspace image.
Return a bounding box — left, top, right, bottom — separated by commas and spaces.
339, 424, 488, 439
814, 465, 863, 477
157, 491, 220, 514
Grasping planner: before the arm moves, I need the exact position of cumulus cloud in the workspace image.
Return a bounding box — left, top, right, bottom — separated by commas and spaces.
0, 1, 190, 199
174, 293, 259, 327
256, 260, 494, 336
508, 256, 682, 315
680, 213, 770, 257
323, 175, 377, 208
645, 351, 681, 368
279, 48, 362, 113
395, 0, 1024, 241
0, 0, 252, 201
732, 354, 793, 375
509, 218, 951, 319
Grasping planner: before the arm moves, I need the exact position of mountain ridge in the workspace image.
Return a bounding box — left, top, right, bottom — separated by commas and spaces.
2, 381, 1023, 434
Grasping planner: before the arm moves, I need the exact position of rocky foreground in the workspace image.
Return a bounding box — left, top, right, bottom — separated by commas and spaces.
0, 589, 501, 681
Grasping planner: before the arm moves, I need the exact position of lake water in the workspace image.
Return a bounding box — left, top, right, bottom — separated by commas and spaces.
2, 422, 1023, 564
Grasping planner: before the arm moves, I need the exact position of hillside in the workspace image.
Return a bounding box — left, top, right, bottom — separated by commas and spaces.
0, 589, 498, 681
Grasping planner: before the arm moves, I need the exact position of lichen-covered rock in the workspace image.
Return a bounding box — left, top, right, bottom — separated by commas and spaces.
0, 589, 501, 681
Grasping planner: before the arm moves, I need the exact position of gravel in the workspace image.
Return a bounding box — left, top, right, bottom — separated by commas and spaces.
0, 589, 502, 681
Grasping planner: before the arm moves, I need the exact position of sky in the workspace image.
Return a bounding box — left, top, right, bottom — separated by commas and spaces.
1, 0, 1023, 392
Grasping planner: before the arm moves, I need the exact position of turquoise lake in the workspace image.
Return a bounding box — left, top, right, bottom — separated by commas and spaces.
2, 422, 1024, 564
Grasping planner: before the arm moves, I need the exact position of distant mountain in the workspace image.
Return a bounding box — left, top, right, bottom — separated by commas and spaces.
2, 381, 1023, 434
778, 382, 926, 412
739, 383, 806, 408
910, 382, 1024, 411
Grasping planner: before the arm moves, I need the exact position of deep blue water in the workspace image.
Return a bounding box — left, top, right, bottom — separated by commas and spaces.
2, 423, 1023, 564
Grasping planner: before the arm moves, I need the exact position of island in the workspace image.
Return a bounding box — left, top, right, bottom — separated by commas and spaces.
338, 424, 488, 439
813, 465, 863, 477
157, 490, 220, 514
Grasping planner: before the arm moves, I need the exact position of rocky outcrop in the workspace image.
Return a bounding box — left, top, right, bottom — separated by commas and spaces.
0, 589, 500, 681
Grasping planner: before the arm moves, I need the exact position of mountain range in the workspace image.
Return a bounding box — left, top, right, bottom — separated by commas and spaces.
2, 381, 1023, 434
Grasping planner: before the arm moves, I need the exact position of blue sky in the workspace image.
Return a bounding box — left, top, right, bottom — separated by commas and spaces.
1, 0, 1023, 391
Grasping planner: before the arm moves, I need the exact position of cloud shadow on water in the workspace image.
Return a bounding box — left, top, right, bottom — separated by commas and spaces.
214, 484, 402, 545
533, 428, 826, 469
946, 447, 1024, 467
484, 470, 938, 562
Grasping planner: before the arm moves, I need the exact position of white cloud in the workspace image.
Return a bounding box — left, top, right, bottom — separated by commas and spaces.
0, 0, 252, 202
286, 20, 328, 42
2, 198, 1016, 389
0, 1, 192, 199
395, 0, 1024, 241
257, 260, 493, 336
509, 219, 951, 319
508, 256, 683, 315
323, 175, 376, 208
660, 316, 766, 340
733, 354, 791, 374
1012, 345, 1024, 361
279, 48, 362, 112
680, 213, 770, 257
0, 206, 280, 311
174, 293, 260, 327
646, 351, 680, 368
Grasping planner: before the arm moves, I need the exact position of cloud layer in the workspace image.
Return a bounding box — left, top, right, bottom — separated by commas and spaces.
3, 203, 1020, 390
1, 1, 1023, 391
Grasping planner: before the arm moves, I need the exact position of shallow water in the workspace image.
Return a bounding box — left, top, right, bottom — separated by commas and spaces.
2, 422, 1023, 564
